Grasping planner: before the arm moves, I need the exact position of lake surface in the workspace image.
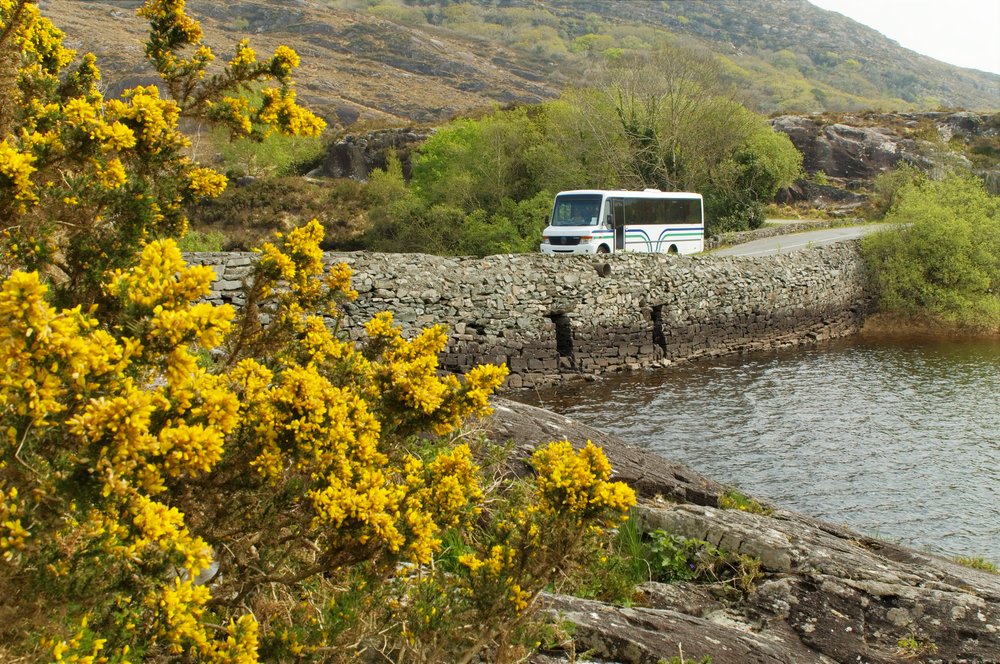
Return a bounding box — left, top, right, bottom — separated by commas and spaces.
517, 336, 1000, 563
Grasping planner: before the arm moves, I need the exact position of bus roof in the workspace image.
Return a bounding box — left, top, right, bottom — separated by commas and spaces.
555, 189, 702, 199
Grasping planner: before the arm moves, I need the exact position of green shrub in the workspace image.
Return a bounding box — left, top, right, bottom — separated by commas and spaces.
176, 229, 226, 252
214, 123, 327, 178
861, 175, 1000, 330
557, 512, 650, 605
866, 163, 926, 219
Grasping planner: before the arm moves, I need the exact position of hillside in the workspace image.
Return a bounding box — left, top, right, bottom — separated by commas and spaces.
45, 0, 1000, 129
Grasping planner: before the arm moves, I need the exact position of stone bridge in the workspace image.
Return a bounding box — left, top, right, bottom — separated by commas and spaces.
186, 243, 871, 388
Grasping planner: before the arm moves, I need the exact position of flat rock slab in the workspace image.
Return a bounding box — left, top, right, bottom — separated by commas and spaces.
487, 399, 1000, 664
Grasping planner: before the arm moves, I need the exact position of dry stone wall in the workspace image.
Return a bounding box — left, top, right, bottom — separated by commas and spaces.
185, 244, 871, 388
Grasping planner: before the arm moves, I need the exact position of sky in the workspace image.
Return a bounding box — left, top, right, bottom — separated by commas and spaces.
808, 0, 1000, 75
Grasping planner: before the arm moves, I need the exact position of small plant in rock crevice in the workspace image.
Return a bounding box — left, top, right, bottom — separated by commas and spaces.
954, 556, 999, 574
718, 489, 774, 516
896, 632, 938, 659
556, 510, 651, 605
647, 531, 763, 594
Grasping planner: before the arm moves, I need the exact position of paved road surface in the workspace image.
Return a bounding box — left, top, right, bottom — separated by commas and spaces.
713, 224, 887, 257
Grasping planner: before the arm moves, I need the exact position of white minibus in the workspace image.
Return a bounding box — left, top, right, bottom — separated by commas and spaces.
539, 189, 704, 255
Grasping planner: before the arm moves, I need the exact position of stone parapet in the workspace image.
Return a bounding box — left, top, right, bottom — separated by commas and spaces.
185, 244, 871, 388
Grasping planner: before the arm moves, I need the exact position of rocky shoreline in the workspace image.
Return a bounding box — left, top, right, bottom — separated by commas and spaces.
485, 398, 1000, 664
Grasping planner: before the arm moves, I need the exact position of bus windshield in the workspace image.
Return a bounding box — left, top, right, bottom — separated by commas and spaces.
550, 194, 603, 227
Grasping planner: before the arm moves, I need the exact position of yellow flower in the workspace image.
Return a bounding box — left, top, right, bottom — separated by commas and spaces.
0, 139, 38, 206
270, 45, 301, 78
187, 166, 227, 197
229, 39, 257, 67
97, 120, 138, 150
97, 158, 127, 189
458, 553, 484, 572
531, 441, 636, 517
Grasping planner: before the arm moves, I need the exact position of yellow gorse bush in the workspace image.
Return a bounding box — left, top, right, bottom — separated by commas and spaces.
532, 440, 637, 518
0, 218, 515, 661
0, 0, 324, 306
0, 243, 251, 661
0, 3, 637, 662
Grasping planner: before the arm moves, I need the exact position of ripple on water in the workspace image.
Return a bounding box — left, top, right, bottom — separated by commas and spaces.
521, 337, 1000, 563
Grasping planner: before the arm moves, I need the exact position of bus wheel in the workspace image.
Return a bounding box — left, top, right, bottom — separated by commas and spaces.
597, 245, 610, 254
668, 244, 679, 254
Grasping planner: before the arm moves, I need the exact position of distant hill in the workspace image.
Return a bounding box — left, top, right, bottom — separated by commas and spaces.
46, 0, 1000, 128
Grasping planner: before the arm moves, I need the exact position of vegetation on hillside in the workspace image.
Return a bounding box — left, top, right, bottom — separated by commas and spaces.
862, 174, 1000, 330
39, 0, 1000, 132
0, 2, 638, 662
191, 45, 801, 255
328, 0, 1000, 115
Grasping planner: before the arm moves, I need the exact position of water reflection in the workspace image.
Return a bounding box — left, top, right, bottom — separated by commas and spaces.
517, 337, 1000, 563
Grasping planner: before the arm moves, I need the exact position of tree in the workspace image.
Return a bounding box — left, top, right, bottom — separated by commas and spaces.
575, 46, 748, 191
704, 114, 802, 231
410, 107, 547, 211
550, 47, 801, 231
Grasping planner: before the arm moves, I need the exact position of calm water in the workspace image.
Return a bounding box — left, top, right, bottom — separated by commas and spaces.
519, 337, 1000, 563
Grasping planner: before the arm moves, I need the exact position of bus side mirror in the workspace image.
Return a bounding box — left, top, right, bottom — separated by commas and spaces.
606, 214, 614, 228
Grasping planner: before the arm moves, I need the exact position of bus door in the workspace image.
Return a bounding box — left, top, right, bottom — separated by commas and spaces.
609, 197, 625, 251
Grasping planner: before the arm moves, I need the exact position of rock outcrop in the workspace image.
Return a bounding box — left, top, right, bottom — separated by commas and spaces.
486, 398, 1000, 664
772, 116, 910, 181
772, 112, 1000, 198
309, 128, 431, 180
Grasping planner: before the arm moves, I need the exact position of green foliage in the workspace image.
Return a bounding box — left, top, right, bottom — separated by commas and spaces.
704, 119, 802, 232
648, 531, 702, 583
660, 654, 713, 664
866, 163, 926, 219
647, 531, 762, 593
557, 512, 650, 605
861, 175, 1000, 330
365, 133, 552, 256
411, 108, 548, 211
549, 49, 800, 233
351, 59, 800, 252
718, 489, 774, 516
896, 633, 939, 659
215, 127, 326, 178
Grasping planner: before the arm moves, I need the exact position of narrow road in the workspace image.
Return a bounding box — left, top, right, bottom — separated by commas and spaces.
713, 224, 888, 257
